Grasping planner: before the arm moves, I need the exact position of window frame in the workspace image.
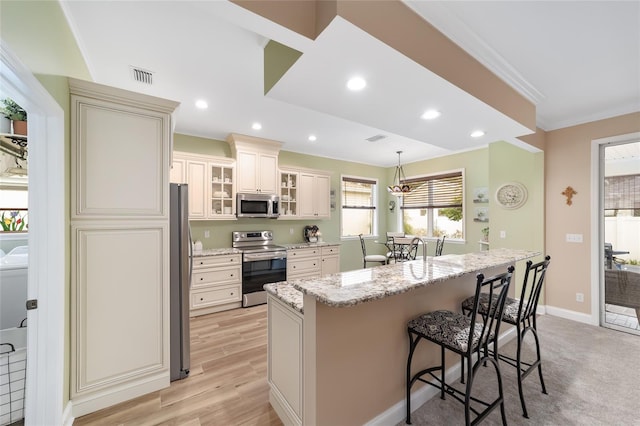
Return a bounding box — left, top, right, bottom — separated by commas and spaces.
340, 174, 379, 238
400, 168, 465, 241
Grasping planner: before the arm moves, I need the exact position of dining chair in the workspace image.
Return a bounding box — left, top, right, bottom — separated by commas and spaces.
359, 234, 388, 268
385, 232, 405, 262
435, 236, 446, 256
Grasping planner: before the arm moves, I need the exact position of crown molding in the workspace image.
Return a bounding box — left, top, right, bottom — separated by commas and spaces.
404, 2, 545, 106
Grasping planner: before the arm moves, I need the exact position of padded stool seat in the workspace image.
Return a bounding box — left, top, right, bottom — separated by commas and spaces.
408, 311, 494, 353
461, 294, 526, 324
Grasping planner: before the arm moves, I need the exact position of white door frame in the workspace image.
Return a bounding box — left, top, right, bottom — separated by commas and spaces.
1, 42, 65, 424
590, 131, 640, 326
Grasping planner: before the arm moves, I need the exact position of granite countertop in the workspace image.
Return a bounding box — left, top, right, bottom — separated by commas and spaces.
264, 282, 304, 314
191, 248, 243, 257
291, 248, 540, 308
283, 242, 340, 250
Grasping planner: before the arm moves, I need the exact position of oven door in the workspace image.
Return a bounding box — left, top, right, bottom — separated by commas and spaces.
242, 252, 287, 306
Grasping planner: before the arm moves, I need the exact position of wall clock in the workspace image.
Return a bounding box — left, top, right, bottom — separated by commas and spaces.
495, 182, 528, 209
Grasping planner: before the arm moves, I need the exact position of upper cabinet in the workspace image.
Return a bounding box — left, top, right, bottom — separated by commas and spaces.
172, 151, 235, 220
71, 79, 177, 219
280, 167, 331, 220
227, 133, 281, 194
299, 171, 331, 219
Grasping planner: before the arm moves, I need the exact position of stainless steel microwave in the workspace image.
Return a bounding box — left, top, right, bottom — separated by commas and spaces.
236, 193, 280, 218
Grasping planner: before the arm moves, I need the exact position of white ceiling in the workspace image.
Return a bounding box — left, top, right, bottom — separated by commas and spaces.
60, 1, 640, 167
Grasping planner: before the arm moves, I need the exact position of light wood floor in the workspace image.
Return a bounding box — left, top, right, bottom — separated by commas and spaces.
75, 305, 283, 426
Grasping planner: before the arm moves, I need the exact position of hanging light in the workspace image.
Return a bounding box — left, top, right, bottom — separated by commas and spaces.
388, 151, 412, 196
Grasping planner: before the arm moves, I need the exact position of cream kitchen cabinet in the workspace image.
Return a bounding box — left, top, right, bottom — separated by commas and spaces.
287, 247, 321, 280
299, 172, 331, 219
169, 157, 186, 184
172, 152, 236, 220
321, 245, 340, 276
191, 254, 242, 315
279, 170, 299, 218
227, 133, 281, 194
69, 78, 178, 417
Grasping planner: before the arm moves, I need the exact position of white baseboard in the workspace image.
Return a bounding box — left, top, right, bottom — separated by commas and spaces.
365, 328, 517, 426
545, 305, 598, 325
269, 388, 302, 426
62, 401, 74, 426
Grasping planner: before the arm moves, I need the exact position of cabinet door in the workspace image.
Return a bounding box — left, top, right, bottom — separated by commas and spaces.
71, 224, 168, 398
298, 173, 316, 218
258, 153, 278, 194
321, 256, 340, 276
236, 151, 258, 193
170, 158, 186, 184
187, 160, 207, 219
314, 174, 331, 218
71, 96, 169, 219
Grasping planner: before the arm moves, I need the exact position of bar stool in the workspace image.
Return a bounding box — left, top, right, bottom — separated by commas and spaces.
435, 236, 446, 256
406, 266, 514, 425
461, 256, 551, 419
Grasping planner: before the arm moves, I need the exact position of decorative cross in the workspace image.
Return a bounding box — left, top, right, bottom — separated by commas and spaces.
562, 186, 577, 205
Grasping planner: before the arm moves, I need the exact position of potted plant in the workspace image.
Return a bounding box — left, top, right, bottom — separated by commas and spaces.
1, 98, 27, 135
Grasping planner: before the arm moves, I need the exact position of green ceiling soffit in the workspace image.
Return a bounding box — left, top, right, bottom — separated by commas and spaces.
264, 40, 303, 95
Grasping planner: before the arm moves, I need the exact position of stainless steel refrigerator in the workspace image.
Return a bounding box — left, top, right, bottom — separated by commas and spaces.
170, 183, 191, 381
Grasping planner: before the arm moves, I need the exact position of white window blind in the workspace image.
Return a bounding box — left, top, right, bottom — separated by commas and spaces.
402, 172, 463, 209
342, 177, 376, 209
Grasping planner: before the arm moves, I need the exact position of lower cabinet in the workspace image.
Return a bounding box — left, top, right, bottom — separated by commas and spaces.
190, 254, 242, 316
287, 245, 340, 280
287, 247, 321, 280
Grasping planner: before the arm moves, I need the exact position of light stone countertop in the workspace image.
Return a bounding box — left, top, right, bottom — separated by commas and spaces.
264, 282, 304, 314
289, 248, 540, 308
191, 248, 243, 257
282, 242, 340, 250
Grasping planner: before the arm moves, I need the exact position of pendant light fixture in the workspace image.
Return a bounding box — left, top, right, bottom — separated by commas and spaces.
388, 151, 412, 196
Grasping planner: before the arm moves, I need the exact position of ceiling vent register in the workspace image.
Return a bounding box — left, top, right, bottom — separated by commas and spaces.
130, 66, 154, 85
365, 134, 387, 142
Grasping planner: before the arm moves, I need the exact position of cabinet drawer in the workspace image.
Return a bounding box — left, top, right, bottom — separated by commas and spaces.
193, 254, 240, 269
321, 246, 340, 256
288, 247, 319, 259
192, 266, 241, 289
288, 258, 320, 274
191, 285, 241, 309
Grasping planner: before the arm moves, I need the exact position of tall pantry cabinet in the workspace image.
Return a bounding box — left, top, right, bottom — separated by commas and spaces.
69, 78, 179, 417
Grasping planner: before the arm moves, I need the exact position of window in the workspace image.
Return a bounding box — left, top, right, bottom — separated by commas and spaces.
341, 176, 377, 237
604, 174, 640, 217
401, 170, 464, 239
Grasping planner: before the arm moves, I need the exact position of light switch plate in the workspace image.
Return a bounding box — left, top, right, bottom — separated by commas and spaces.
204, 230, 210, 238
566, 233, 583, 243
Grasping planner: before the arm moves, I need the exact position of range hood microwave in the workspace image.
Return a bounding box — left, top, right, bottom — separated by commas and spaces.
236, 193, 280, 219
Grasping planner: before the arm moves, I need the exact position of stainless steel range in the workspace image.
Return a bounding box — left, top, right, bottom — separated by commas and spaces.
232, 230, 287, 307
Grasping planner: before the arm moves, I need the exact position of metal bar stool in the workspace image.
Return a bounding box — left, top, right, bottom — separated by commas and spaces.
435, 236, 446, 256
461, 256, 551, 418
406, 266, 515, 425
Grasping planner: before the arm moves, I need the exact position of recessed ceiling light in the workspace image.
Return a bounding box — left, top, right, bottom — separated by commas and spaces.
195, 100, 208, 109
252, 122, 262, 130
346, 77, 366, 91
421, 109, 441, 120
308, 135, 317, 142
470, 130, 485, 138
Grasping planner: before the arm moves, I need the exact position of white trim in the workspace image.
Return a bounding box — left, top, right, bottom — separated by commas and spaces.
1, 42, 66, 424
590, 132, 640, 329
545, 305, 598, 326
62, 401, 74, 426
364, 327, 517, 426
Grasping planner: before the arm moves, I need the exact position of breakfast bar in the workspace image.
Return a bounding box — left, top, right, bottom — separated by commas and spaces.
265, 248, 540, 425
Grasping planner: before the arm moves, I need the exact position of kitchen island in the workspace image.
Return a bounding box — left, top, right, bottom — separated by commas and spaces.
265, 248, 540, 426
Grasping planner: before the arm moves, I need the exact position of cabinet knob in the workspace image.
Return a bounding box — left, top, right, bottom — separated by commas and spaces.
230, 274, 234, 277
200, 297, 204, 301
200, 278, 204, 281
230, 292, 234, 295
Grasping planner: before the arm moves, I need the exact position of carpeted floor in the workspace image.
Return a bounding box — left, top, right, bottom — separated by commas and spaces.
400, 315, 640, 425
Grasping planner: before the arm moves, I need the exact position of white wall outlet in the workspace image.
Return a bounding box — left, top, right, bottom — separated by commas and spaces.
576, 293, 584, 302
499, 230, 506, 239
204, 230, 210, 238
566, 233, 583, 243
290, 228, 294, 235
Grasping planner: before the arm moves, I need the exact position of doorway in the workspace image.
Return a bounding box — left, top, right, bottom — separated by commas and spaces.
599, 138, 640, 335
1, 42, 65, 423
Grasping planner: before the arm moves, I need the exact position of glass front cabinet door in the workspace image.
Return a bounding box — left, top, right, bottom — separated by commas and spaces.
280, 170, 298, 218
209, 160, 236, 218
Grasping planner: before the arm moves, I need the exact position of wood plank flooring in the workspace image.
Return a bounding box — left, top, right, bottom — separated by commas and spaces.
74, 305, 283, 426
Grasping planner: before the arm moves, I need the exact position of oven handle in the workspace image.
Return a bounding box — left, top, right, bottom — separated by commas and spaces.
243, 252, 287, 262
